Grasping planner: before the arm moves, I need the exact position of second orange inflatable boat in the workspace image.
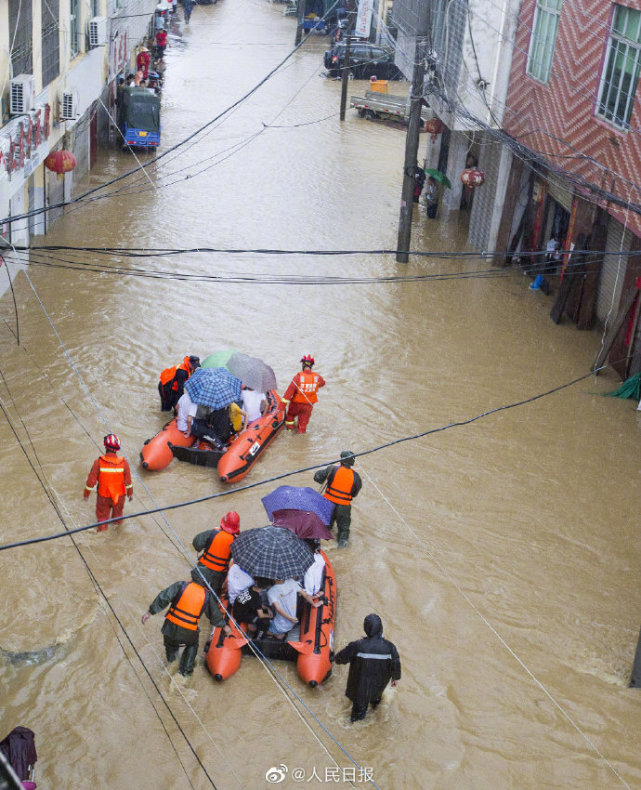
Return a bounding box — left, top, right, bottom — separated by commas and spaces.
206, 553, 336, 687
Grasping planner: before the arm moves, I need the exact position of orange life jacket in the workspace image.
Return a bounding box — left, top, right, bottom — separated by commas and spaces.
324, 466, 356, 505
97, 454, 127, 502
159, 357, 192, 391
198, 529, 234, 572
292, 371, 322, 404
165, 582, 207, 631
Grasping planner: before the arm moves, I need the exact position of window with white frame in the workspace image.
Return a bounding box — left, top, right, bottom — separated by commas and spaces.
526, 0, 563, 83
70, 0, 80, 57
598, 5, 641, 129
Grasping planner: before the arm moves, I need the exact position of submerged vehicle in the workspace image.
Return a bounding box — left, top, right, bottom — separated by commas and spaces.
206, 553, 336, 686
117, 86, 160, 148
140, 391, 285, 483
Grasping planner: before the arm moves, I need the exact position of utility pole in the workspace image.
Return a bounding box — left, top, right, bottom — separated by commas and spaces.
339, 26, 354, 121
295, 0, 307, 45
396, 5, 430, 263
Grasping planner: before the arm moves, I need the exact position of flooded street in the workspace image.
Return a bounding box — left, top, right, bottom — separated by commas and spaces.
2, 1, 641, 788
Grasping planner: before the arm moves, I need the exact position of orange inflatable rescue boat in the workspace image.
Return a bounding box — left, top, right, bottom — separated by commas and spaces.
140, 418, 195, 471
171, 390, 285, 483
206, 553, 336, 687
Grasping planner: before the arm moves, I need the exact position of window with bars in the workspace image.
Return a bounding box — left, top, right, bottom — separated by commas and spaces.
42, 0, 60, 86
598, 5, 641, 129
9, 0, 33, 76
70, 0, 80, 57
526, 0, 562, 83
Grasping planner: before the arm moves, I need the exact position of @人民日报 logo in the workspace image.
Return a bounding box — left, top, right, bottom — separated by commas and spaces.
265, 764, 288, 783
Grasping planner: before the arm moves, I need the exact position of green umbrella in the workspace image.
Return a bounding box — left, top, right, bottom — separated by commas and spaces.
425, 169, 452, 189
201, 349, 241, 369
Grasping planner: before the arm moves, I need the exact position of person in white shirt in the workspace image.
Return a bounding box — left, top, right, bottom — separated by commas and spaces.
175, 391, 197, 437
267, 578, 320, 639
302, 541, 326, 597
240, 387, 267, 423
226, 563, 255, 606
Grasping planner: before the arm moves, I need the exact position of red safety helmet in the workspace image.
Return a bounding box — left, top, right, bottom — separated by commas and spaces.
104, 434, 121, 451
220, 511, 240, 534
300, 355, 315, 367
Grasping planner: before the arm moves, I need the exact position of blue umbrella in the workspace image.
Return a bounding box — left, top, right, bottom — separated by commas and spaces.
262, 486, 335, 525
184, 367, 242, 410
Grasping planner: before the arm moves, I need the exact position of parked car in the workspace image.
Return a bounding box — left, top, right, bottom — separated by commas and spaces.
323, 41, 403, 80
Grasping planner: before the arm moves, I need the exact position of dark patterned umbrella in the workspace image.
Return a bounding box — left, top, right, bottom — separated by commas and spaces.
272, 509, 333, 540
262, 486, 334, 525
230, 526, 314, 579
184, 366, 241, 410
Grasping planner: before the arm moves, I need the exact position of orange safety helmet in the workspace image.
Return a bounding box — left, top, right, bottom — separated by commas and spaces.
300, 355, 315, 368
104, 434, 121, 451
220, 511, 240, 534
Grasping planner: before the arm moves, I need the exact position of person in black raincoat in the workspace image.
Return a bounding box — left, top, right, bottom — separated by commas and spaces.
334, 613, 401, 722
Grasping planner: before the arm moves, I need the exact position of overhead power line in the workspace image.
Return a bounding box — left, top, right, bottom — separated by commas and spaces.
0, 365, 604, 553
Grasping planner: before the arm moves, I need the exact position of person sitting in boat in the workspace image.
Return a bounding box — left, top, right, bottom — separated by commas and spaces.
176, 390, 197, 438
226, 563, 255, 606
158, 355, 200, 411
232, 577, 274, 638
266, 578, 321, 640
302, 540, 326, 598
188, 405, 227, 450
229, 401, 248, 435
191, 512, 240, 593
241, 387, 267, 423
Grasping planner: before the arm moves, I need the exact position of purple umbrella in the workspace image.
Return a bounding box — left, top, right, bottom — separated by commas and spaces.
272, 509, 333, 540
262, 485, 334, 525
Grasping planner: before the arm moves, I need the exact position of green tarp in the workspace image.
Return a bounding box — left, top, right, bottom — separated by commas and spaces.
603, 373, 641, 400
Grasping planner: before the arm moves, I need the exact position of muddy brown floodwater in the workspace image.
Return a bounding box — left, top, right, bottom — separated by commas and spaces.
2, 1, 641, 789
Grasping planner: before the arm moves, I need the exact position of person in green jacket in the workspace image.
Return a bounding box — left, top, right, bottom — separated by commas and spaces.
142, 579, 228, 676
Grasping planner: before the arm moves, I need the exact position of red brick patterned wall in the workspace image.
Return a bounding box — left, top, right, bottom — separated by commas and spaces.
505, 0, 641, 238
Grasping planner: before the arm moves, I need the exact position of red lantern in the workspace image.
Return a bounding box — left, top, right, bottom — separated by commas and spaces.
425, 117, 445, 141
44, 149, 77, 174
460, 168, 485, 187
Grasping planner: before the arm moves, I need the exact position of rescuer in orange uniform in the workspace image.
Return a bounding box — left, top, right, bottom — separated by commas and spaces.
282, 355, 325, 434
83, 434, 133, 531
191, 511, 240, 592
158, 354, 200, 411
315, 451, 362, 548
142, 578, 226, 676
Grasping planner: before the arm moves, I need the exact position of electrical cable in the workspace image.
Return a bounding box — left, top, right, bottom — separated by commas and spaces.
0, 365, 606, 553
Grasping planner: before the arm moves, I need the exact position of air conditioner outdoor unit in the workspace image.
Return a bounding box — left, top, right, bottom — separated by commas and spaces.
60, 92, 78, 121
88, 16, 107, 47
10, 74, 35, 115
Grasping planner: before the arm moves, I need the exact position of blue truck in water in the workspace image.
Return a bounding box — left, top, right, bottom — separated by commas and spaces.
117, 86, 160, 149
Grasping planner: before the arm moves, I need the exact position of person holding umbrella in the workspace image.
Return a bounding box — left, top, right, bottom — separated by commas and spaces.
314, 451, 362, 548
425, 176, 440, 218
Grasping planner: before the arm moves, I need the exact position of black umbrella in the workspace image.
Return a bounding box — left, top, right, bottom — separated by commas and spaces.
230, 526, 314, 579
